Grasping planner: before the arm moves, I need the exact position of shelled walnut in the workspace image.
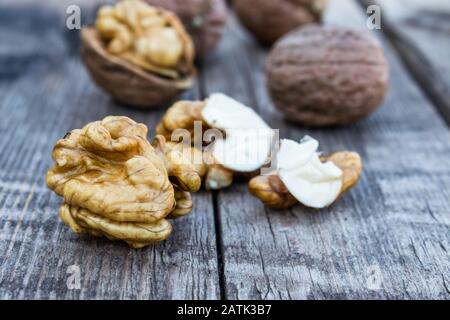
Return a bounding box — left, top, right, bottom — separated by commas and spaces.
156, 93, 273, 190
144, 0, 227, 57
152, 135, 234, 191
266, 25, 389, 126
81, 0, 196, 108
248, 137, 362, 209
156, 99, 206, 144
46, 116, 200, 248
234, 0, 325, 46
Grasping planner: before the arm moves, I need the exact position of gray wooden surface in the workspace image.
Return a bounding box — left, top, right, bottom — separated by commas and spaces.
0, 0, 449, 299
363, 0, 450, 124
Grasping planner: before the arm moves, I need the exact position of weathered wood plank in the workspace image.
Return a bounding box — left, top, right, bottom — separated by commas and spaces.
361, 0, 450, 125
0, 2, 219, 299
2, 0, 450, 300
201, 0, 450, 299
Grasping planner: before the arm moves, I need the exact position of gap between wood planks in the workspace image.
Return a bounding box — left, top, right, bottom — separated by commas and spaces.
197, 61, 227, 300
196, 15, 269, 299
359, 0, 450, 126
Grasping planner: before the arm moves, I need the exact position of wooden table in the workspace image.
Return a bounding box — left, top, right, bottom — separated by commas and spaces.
0, 0, 449, 299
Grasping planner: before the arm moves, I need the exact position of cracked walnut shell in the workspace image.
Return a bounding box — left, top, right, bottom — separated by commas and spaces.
81, 0, 196, 108
46, 116, 200, 248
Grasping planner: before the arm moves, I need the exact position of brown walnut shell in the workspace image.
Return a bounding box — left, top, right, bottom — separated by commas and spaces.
145, 0, 227, 57
266, 25, 389, 127
81, 27, 196, 109
233, 0, 325, 46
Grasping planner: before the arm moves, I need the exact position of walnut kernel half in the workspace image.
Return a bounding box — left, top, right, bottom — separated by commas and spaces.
46, 116, 200, 248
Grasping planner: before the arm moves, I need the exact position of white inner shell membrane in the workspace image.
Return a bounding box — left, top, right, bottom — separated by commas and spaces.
201, 93, 273, 172
277, 137, 343, 209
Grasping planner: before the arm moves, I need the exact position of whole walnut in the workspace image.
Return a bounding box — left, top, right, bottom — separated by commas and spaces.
81, 0, 196, 108
266, 25, 389, 126
233, 0, 325, 46
144, 0, 227, 57
46, 116, 201, 248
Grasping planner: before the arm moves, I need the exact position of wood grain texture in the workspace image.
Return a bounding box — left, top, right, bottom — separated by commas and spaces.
361, 0, 450, 125
1, 0, 450, 300
201, 0, 450, 299
0, 1, 219, 299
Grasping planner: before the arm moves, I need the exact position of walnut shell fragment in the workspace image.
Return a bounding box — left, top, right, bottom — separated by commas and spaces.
81, 0, 196, 108
266, 25, 389, 126
46, 116, 200, 248
234, 0, 325, 46
249, 151, 362, 210
144, 0, 227, 57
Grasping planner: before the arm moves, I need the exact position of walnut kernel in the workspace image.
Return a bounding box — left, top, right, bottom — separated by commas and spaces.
46, 116, 200, 248
249, 150, 362, 209
81, 0, 196, 108
144, 0, 227, 57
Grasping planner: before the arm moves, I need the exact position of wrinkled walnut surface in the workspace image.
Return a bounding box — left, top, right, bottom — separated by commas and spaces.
266, 25, 389, 126
152, 135, 202, 192
155, 99, 237, 190
81, 0, 196, 109
96, 0, 194, 77
170, 188, 194, 218
156, 100, 206, 142
145, 0, 227, 57
234, 0, 324, 46
152, 134, 234, 190
248, 151, 362, 209
46, 116, 200, 248
59, 204, 172, 248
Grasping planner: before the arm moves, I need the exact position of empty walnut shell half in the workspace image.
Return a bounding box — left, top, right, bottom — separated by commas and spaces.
46, 116, 201, 248
144, 0, 227, 57
266, 25, 389, 126
81, 0, 196, 108
234, 0, 325, 46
